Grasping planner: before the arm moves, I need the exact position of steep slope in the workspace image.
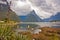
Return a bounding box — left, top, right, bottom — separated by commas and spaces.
26, 10, 42, 22
19, 10, 41, 27
19, 10, 42, 22
0, 1, 20, 22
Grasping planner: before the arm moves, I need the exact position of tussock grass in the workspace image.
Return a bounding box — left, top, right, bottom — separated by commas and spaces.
0, 23, 32, 40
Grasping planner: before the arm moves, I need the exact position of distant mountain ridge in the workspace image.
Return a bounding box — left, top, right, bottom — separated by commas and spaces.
43, 12, 60, 22
19, 10, 42, 22
19, 11, 60, 22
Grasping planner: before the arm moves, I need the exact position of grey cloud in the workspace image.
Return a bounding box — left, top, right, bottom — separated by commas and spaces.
0, 0, 7, 4
8, 0, 60, 19
10, 0, 32, 16
29, 0, 46, 6
28, 0, 60, 19
29, 0, 60, 12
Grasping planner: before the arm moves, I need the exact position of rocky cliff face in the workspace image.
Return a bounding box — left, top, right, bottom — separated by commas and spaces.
0, 1, 20, 22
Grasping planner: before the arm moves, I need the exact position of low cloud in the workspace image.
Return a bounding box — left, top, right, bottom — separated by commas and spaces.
7, 0, 60, 19
0, 0, 7, 4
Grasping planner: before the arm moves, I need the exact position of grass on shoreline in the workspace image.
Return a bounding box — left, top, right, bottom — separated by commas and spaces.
0, 23, 32, 40
0, 22, 60, 40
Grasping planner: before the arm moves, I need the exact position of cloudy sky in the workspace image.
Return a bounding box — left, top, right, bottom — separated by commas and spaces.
7, 0, 60, 19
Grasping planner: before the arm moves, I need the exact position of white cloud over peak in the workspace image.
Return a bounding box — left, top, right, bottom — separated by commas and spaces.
7, 0, 60, 19
10, 0, 32, 16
